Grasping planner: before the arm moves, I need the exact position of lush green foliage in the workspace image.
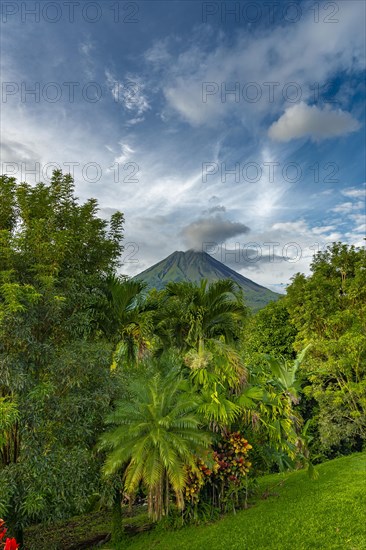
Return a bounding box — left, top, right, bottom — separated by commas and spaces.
0, 172, 124, 539
1, 171, 364, 546
99, 364, 211, 521
100, 278, 311, 532
285, 243, 366, 457
244, 298, 297, 359
20, 452, 366, 549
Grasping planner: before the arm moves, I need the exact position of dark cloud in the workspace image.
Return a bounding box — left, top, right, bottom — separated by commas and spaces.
181, 215, 250, 250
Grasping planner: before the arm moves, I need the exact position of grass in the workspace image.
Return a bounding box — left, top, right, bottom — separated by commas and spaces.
110, 452, 366, 550
24, 453, 366, 549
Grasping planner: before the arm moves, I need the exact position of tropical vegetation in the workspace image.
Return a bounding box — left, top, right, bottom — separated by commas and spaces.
0, 172, 365, 548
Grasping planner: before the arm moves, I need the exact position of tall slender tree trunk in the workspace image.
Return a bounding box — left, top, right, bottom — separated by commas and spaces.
112, 488, 124, 543
165, 471, 170, 516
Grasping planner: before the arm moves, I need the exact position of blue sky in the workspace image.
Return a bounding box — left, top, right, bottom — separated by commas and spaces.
1, 0, 365, 290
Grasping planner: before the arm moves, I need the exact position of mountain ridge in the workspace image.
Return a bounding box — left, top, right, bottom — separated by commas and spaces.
133, 249, 280, 311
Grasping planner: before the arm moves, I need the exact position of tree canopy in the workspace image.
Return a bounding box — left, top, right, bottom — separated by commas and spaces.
0, 172, 124, 540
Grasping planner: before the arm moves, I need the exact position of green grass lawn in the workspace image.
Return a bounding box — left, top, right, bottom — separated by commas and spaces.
110, 452, 366, 550
25, 453, 366, 550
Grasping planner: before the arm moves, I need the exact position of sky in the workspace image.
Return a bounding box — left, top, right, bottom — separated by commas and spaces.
1, 0, 365, 291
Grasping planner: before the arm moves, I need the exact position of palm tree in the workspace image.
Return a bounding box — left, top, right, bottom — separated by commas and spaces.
156, 279, 247, 384
99, 368, 211, 521
148, 280, 248, 431
162, 279, 247, 351
105, 276, 154, 367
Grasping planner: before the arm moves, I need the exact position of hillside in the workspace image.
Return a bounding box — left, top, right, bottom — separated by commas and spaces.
115, 452, 366, 550
24, 452, 366, 549
133, 249, 279, 311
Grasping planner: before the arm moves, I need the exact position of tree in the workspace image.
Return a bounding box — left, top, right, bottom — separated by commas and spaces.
285, 243, 366, 455
154, 280, 248, 428
244, 298, 297, 360
106, 276, 154, 368
0, 171, 124, 540
99, 364, 211, 522
161, 279, 247, 351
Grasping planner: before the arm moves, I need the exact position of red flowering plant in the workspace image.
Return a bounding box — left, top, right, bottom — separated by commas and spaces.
211, 432, 252, 511
0, 520, 19, 550
213, 432, 252, 485
183, 432, 252, 518
183, 457, 218, 505
181, 455, 220, 524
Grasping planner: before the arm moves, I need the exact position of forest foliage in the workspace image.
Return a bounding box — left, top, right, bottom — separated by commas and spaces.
0, 172, 364, 545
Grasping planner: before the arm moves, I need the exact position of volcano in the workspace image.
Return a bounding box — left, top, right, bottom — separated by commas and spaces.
133, 250, 280, 311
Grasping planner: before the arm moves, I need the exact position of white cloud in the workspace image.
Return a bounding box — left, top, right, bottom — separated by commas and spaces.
109, 142, 135, 165
201, 218, 348, 287
268, 102, 360, 142
145, 39, 171, 65
78, 39, 96, 79
312, 225, 337, 235
341, 186, 366, 198
310, 189, 334, 198
348, 224, 365, 234
331, 201, 364, 214
349, 213, 366, 224
79, 41, 94, 56
105, 70, 150, 118
125, 117, 145, 126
